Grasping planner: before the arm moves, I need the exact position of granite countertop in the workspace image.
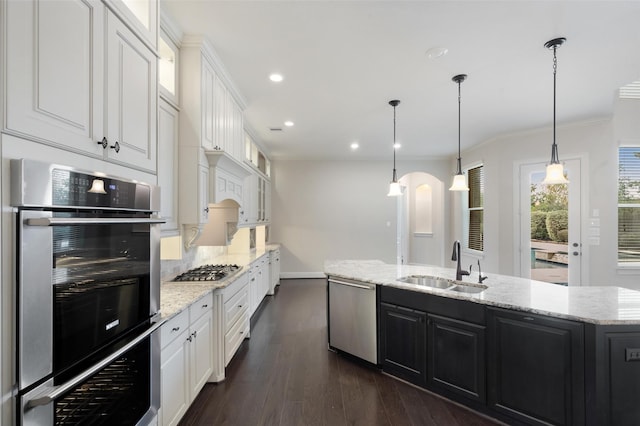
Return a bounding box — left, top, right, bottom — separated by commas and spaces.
324, 259, 640, 325
160, 245, 280, 320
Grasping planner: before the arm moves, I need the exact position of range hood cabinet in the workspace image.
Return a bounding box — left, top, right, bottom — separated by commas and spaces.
195, 200, 240, 247
206, 150, 251, 206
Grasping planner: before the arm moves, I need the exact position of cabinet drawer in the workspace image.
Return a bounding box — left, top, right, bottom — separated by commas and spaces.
223, 271, 248, 299
189, 293, 213, 322
224, 286, 249, 332
224, 314, 249, 366
161, 308, 190, 350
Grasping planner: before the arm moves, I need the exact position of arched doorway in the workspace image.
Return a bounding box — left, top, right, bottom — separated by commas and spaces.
397, 172, 446, 266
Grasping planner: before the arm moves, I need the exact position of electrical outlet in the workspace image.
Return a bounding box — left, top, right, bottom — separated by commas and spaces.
625, 348, 640, 362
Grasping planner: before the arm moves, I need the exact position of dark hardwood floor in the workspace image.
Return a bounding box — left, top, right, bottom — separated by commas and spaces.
179, 278, 502, 426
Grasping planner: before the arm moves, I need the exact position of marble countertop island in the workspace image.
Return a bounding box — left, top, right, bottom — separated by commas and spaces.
324, 259, 640, 325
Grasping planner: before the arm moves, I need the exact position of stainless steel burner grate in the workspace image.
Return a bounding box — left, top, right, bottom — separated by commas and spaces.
173, 264, 241, 282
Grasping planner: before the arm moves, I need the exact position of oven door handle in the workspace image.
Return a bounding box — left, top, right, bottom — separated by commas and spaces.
26, 217, 166, 226
25, 320, 163, 409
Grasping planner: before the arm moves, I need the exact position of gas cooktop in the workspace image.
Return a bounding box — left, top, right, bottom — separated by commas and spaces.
173, 264, 241, 282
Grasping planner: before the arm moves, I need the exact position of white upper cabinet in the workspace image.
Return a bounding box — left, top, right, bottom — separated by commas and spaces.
103, 0, 158, 50
105, 10, 157, 173
158, 99, 179, 233
202, 59, 216, 151
180, 36, 246, 162
4, 0, 105, 157
159, 29, 179, 107
4, 0, 159, 174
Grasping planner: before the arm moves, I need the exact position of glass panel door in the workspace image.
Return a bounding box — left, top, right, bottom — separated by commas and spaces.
519, 159, 581, 286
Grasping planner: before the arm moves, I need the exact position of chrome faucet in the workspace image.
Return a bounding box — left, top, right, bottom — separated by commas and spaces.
451, 240, 470, 281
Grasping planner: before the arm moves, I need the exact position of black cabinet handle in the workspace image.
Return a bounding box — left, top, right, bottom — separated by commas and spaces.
110, 141, 120, 153
172, 327, 180, 332
97, 137, 108, 149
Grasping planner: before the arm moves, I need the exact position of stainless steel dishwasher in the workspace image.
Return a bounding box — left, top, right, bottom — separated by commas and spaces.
328, 277, 377, 364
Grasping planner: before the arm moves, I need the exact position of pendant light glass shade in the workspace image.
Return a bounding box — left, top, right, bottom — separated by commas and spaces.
387, 100, 402, 197
449, 173, 469, 191
449, 74, 469, 192
542, 37, 569, 185
542, 163, 567, 185
387, 181, 403, 197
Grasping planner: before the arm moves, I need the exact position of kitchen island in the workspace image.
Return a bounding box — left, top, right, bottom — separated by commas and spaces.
325, 260, 640, 426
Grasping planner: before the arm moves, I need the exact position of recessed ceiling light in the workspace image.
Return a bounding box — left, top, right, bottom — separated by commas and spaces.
269, 73, 283, 82
426, 47, 448, 59
350, 142, 359, 150
284, 121, 294, 127
393, 142, 401, 149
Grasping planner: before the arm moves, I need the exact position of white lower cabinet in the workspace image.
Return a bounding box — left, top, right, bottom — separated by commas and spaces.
248, 255, 269, 317
269, 249, 280, 295
223, 280, 250, 366
160, 294, 213, 426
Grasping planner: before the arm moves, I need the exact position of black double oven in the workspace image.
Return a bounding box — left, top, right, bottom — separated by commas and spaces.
11, 159, 163, 425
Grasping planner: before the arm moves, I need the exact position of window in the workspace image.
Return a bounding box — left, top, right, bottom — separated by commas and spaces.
618, 146, 640, 264
466, 165, 484, 252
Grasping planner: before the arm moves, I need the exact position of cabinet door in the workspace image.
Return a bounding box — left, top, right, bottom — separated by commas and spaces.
103, 0, 158, 50
213, 74, 227, 151
201, 58, 216, 150
264, 179, 272, 223
189, 310, 214, 399
380, 302, 427, 387
5, 0, 104, 155
158, 100, 179, 232
248, 271, 258, 316
106, 10, 157, 173
487, 308, 584, 426
160, 330, 190, 426
241, 174, 258, 225
198, 165, 210, 225
427, 314, 486, 403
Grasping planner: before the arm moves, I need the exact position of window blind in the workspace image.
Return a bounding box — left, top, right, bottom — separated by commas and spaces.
618, 147, 640, 263
468, 165, 484, 252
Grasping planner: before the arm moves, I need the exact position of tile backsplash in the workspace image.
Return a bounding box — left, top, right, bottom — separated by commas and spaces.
160, 243, 226, 282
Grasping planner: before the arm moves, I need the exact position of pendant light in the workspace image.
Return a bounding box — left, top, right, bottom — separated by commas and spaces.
387, 99, 403, 196
541, 37, 569, 185
449, 74, 469, 191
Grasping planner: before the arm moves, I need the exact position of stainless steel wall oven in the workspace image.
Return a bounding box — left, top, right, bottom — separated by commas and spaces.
11, 159, 163, 425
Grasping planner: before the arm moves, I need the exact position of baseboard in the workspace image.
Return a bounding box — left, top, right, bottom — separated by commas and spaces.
280, 272, 327, 279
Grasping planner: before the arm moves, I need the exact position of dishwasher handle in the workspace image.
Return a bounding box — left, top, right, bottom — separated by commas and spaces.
328, 278, 375, 290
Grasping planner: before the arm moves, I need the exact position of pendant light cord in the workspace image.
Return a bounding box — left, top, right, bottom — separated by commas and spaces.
392, 102, 398, 181
457, 78, 462, 174
551, 44, 558, 164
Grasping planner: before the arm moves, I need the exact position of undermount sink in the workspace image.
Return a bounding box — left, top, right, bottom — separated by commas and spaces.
397, 275, 487, 294
448, 284, 487, 294
397, 275, 453, 289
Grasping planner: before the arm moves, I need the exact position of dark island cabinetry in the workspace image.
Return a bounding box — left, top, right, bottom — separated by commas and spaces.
379, 286, 486, 403
585, 325, 640, 426
427, 313, 486, 403
487, 308, 585, 426
379, 302, 427, 386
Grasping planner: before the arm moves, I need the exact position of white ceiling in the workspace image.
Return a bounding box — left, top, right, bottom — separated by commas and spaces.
162, 0, 640, 160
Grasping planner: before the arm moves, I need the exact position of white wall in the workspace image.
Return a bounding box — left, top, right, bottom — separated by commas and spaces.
270, 158, 451, 276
